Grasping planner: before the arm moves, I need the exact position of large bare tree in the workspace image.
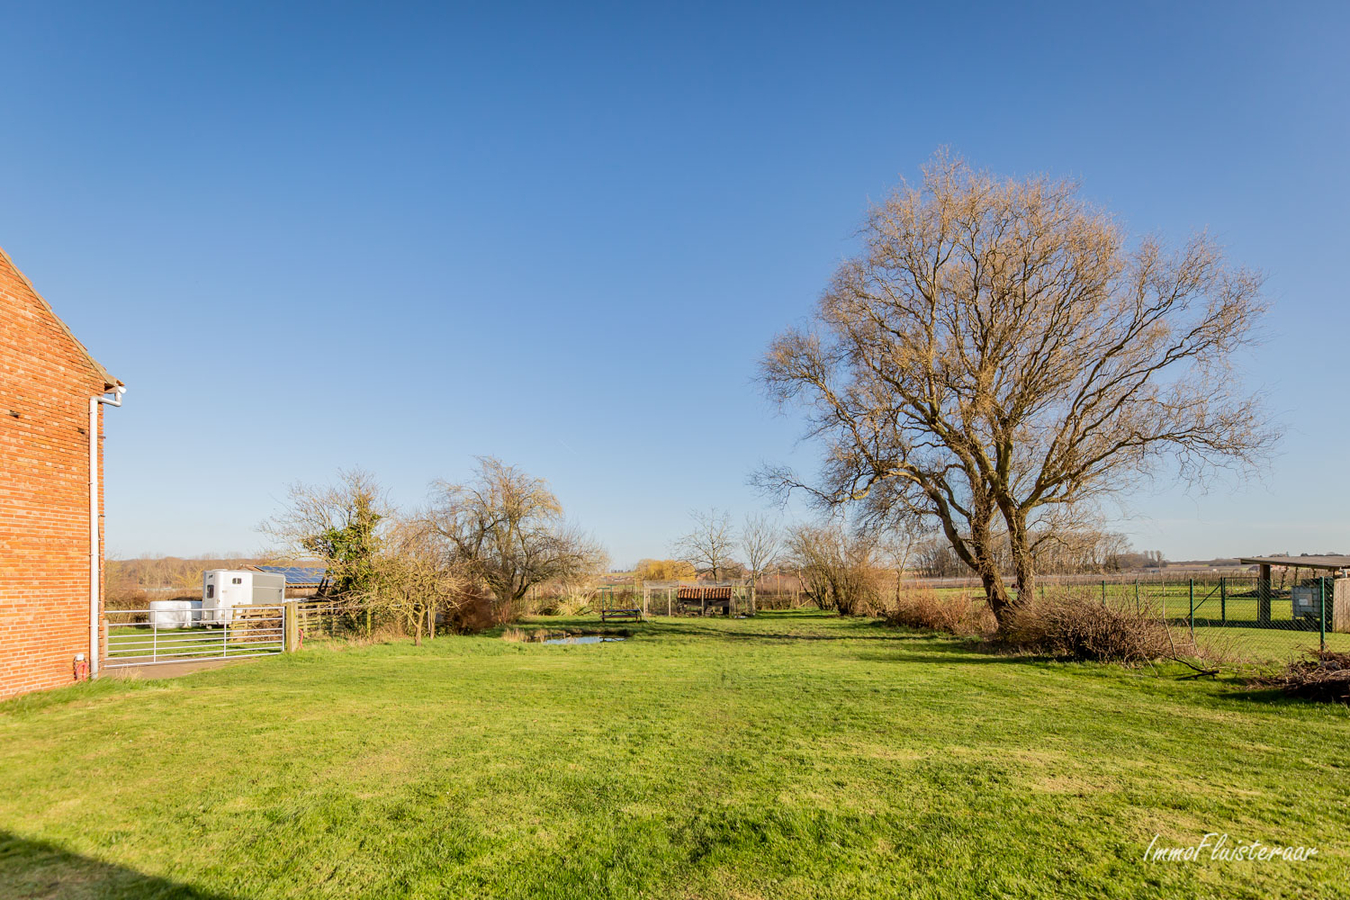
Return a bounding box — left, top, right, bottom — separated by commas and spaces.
673, 508, 738, 581
429, 457, 606, 609
760, 153, 1272, 627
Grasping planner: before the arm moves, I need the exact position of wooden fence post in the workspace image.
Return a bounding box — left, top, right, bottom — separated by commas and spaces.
1320, 577, 1327, 652
1257, 563, 1272, 626
284, 601, 300, 652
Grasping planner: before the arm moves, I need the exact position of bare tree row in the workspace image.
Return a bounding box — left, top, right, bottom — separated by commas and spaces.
263, 459, 608, 640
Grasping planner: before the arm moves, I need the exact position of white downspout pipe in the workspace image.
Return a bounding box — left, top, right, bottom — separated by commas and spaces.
89, 385, 124, 678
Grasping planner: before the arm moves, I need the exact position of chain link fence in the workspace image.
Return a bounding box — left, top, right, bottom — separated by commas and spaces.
1025, 573, 1347, 664
896, 571, 1348, 664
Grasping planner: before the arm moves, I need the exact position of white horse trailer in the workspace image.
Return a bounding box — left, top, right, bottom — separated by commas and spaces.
202, 569, 286, 624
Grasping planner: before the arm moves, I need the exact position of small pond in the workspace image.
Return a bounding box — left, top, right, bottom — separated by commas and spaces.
543, 635, 625, 645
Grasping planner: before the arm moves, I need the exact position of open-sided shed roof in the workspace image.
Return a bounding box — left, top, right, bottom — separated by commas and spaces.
1238, 556, 1350, 571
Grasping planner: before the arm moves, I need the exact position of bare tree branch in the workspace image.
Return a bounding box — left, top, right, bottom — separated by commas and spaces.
673, 508, 738, 581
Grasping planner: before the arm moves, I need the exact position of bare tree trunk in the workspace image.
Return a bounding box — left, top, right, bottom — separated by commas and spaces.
929, 483, 1013, 626
980, 572, 1011, 618
1002, 506, 1035, 612
970, 509, 1013, 625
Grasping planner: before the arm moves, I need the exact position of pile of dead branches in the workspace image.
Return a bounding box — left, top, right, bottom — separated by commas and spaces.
1257, 651, 1350, 702
998, 596, 1174, 665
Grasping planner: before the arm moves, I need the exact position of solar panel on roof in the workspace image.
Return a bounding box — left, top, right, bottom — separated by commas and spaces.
254, 565, 327, 584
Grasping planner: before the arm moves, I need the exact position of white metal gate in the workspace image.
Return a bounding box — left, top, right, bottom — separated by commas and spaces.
103, 606, 286, 668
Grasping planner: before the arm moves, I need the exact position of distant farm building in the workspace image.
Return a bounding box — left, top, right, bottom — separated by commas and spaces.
0, 247, 124, 699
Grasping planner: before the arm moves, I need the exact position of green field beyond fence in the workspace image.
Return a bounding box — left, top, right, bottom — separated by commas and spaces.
1020, 574, 1345, 662
547, 575, 1338, 664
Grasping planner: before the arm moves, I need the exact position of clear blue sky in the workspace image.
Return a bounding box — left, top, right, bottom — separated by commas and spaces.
4, 1, 1347, 565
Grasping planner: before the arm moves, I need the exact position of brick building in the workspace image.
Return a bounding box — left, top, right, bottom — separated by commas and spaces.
0, 246, 123, 700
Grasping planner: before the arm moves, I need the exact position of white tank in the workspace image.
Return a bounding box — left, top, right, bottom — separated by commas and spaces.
149, 599, 199, 629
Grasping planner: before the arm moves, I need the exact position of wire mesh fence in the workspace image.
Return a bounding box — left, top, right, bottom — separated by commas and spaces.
1012, 573, 1346, 664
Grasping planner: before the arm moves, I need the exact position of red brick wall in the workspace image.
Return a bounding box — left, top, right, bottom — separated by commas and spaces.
0, 249, 113, 700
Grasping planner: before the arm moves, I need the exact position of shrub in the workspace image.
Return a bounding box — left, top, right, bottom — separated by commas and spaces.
554, 595, 594, 616
104, 587, 151, 612
441, 588, 502, 634
785, 524, 882, 616
881, 584, 996, 636
532, 586, 596, 616
998, 595, 1174, 664
752, 589, 799, 611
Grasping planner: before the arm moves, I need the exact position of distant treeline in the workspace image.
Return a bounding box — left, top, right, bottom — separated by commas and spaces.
912, 531, 1166, 578
106, 556, 316, 597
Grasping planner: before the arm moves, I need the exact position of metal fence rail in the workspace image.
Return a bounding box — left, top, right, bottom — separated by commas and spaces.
103, 606, 286, 667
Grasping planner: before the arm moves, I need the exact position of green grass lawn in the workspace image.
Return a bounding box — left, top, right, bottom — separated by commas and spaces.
2, 611, 1348, 899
